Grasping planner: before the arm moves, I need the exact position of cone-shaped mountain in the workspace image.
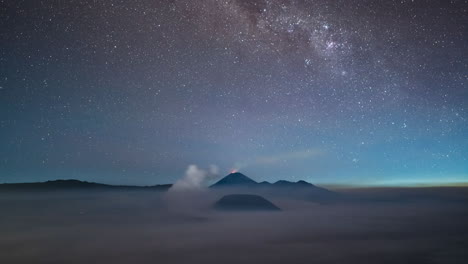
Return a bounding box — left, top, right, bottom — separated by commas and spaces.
211, 172, 258, 187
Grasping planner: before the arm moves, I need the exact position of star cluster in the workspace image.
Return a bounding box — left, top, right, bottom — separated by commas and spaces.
0, 0, 467, 186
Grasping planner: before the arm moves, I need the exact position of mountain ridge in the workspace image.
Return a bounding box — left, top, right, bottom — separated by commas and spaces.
210, 172, 337, 201
211, 172, 327, 189
0, 179, 172, 191
0, 172, 334, 199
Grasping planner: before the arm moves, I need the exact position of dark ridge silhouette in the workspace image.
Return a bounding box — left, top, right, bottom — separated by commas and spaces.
0, 173, 335, 202
214, 194, 281, 211
210, 172, 258, 187
269, 179, 338, 202
271, 179, 334, 193
0, 179, 172, 191
210, 172, 338, 202
274, 180, 313, 187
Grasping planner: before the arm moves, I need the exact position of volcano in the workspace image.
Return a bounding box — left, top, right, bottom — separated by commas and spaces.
210, 172, 258, 188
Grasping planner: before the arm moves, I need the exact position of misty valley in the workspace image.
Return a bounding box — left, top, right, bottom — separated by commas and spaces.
1, 173, 468, 264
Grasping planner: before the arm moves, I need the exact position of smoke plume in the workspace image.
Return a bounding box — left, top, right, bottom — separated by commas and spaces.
165, 164, 219, 211
170, 165, 219, 192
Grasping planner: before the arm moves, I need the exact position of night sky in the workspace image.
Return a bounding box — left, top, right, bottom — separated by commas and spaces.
1, 0, 467, 186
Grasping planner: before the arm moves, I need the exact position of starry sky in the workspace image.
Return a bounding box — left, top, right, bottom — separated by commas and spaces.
1, 0, 467, 186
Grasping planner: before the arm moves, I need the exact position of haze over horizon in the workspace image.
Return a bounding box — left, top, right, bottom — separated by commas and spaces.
2, 171, 468, 188
1, 0, 467, 186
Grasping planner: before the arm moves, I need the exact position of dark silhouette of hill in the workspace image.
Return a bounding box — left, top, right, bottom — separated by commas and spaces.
214, 194, 281, 211
210, 172, 338, 202
271, 180, 336, 196
0, 179, 172, 191
1, 173, 333, 201
274, 179, 313, 187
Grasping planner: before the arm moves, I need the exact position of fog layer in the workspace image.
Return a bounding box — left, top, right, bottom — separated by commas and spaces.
1, 188, 468, 264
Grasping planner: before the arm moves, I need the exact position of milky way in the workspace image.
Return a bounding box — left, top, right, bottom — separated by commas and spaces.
0, 0, 467, 185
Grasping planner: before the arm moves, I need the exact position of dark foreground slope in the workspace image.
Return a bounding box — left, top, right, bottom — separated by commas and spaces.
214, 194, 281, 211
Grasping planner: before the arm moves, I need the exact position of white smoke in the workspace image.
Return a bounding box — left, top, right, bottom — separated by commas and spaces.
165, 164, 219, 211
170, 164, 219, 192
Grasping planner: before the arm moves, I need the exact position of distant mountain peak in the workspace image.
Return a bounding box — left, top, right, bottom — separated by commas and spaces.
210, 172, 258, 187
296, 180, 314, 186
273, 180, 317, 188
